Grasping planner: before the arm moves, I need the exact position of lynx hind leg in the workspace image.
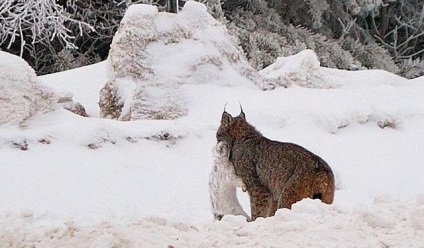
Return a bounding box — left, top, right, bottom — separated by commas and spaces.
278, 181, 301, 209
209, 142, 250, 221
249, 185, 277, 221
277, 172, 335, 209
314, 171, 335, 204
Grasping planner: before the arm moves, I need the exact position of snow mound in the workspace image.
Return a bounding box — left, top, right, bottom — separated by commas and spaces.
99, 2, 277, 121
260, 49, 328, 88
0, 109, 187, 150
0, 52, 57, 126
259, 49, 413, 89
2, 198, 424, 247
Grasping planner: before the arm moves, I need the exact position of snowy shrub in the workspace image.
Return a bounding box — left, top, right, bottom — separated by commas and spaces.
343, 0, 383, 15
305, 0, 330, 30
340, 37, 399, 73
51, 49, 102, 73
260, 50, 331, 88
228, 8, 362, 71
198, 0, 225, 20
220, 0, 422, 76
398, 59, 424, 79
0, 52, 57, 126
236, 30, 286, 70
99, 2, 276, 121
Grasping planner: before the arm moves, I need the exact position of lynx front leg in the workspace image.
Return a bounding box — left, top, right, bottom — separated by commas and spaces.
248, 185, 277, 221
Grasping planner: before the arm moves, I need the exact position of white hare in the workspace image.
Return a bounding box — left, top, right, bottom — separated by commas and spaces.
209, 141, 250, 221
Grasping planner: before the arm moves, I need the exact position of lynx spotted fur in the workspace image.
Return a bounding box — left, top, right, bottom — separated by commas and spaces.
216, 108, 335, 221
209, 141, 250, 221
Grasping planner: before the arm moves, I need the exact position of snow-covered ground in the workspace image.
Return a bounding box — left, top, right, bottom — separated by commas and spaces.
1, 3, 424, 247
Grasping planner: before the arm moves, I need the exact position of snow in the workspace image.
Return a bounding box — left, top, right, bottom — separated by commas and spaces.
260, 49, 323, 88
0, 51, 57, 126
1, 2, 424, 247
100, 2, 275, 121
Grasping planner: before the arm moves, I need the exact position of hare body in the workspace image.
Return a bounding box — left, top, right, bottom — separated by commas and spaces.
209, 141, 250, 221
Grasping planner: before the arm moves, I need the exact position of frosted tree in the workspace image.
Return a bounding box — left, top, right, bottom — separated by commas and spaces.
217, 0, 415, 75
340, 37, 398, 73
198, 0, 225, 20
226, 3, 364, 71
372, 1, 424, 60
64, 0, 151, 70
0, 0, 93, 74
0, 0, 91, 56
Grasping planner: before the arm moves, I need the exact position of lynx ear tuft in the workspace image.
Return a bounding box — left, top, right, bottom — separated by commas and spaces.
238, 103, 246, 120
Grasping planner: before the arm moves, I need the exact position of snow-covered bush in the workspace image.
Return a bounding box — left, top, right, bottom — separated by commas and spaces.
398, 59, 424, 79
260, 50, 330, 88
0, 52, 57, 126
340, 37, 399, 73
221, 0, 410, 76
99, 2, 276, 121
228, 7, 362, 71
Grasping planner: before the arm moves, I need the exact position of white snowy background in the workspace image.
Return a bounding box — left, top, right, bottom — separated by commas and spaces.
1, 2, 424, 247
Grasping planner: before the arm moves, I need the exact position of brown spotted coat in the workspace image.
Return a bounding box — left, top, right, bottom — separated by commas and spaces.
216, 110, 335, 221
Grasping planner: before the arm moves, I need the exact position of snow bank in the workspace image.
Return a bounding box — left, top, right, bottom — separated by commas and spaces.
99, 2, 277, 121
40, 61, 108, 117
259, 49, 412, 89
0, 51, 57, 126
1, 198, 423, 247
260, 49, 327, 88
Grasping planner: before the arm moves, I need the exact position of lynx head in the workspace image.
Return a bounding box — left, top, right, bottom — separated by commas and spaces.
216, 105, 257, 144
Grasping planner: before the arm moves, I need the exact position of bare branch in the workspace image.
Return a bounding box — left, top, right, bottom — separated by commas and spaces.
338, 17, 356, 40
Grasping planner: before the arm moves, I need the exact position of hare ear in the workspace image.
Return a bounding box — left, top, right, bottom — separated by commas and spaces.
221, 111, 233, 126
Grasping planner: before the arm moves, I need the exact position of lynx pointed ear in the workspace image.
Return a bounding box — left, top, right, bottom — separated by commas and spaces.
221, 111, 233, 126
238, 103, 246, 120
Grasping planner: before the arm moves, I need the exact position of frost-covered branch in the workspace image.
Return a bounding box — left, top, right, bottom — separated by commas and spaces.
0, 0, 93, 58
338, 17, 357, 40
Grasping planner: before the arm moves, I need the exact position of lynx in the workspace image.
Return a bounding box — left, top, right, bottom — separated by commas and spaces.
216, 107, 335, 221
209, 141, 250, 221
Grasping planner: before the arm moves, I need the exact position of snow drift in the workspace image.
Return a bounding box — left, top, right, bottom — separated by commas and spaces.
0, 51, 57, 126
1, 197, 424, 247
99, 2, 278, 121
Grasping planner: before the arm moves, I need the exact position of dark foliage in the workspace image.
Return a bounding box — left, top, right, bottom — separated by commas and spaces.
1, 0, 423, 77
